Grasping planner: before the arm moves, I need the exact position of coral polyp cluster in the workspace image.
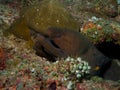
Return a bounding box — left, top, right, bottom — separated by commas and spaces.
65, 57, 91, 80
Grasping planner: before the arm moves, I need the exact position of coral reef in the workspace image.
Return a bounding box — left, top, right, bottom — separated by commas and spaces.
0, 32, 119, 89
0, 4, 19, 30
80, 16, 120, 44
60, 0, 118, 17
0, 0, 120, 89
80, 16, 120, 60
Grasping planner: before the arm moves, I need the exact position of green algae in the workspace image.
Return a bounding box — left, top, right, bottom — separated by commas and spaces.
8, 0, 79, 40
9, 18, 31, 40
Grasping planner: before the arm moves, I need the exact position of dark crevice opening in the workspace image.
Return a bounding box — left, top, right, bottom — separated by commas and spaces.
95, 41, 120, 81
95, 41, 120, 60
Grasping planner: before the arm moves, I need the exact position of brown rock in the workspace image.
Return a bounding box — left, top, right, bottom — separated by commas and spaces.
60, 0, 118, 17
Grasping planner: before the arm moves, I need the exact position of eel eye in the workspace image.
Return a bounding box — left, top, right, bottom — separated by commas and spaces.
94, 66, 100, 71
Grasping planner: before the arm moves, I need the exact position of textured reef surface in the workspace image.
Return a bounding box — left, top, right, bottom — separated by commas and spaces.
0, 0, 120, 89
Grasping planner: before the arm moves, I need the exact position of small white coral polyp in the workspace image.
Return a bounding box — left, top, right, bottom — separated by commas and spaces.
65, 57, 91, 79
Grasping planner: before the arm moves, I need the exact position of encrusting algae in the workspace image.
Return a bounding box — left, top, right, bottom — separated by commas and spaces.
7, 0, 79, 41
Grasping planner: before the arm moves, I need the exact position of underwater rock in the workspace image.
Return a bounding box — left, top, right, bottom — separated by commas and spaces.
30, 27, 111, 77
80, 17, 120, 44
115, 15, 120, 22
0, 4, 19, 30
60, 0, 118, 17
59, 0, 118, 27
103, 59, 120, 81
80, 17, 120, 60
8, 0, 79, 41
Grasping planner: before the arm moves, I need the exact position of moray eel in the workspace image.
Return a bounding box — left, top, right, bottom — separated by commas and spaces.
30, 27, 112, 77
8, 0, 79, 41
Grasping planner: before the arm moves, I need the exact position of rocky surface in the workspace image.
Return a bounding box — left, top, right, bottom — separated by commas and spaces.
0, 4, 19, 30
0, 0, 120, 89
60, 0, 118, 26
0, 32, 119, 90
60, 0, 118, 17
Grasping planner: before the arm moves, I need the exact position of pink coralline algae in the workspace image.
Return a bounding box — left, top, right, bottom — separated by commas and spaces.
0, 47, 6, 70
